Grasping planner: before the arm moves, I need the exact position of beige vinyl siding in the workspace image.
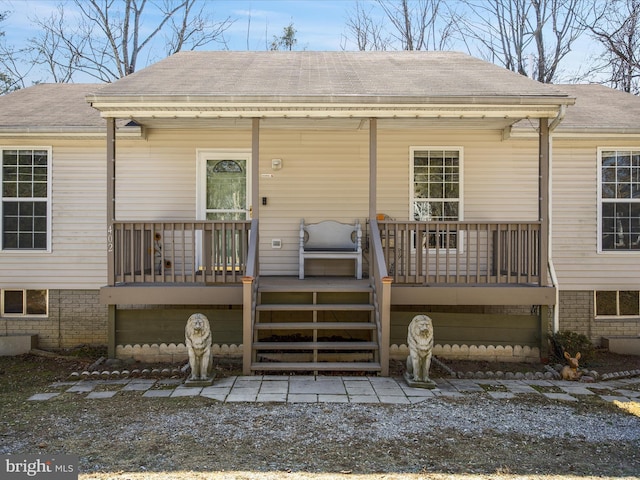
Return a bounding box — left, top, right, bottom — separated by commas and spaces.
115, 128, 371, 276
552, 138, 640, 290
115, 129, 252, 220
258, 129, 369, 275
0, 139, 107, 289
1, 125, 547, 286
376, 129, 539, 222
114, 127, 543, 277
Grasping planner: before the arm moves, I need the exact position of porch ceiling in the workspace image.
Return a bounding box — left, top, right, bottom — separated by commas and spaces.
88, 102, 565, 121
118, 116, 522, 131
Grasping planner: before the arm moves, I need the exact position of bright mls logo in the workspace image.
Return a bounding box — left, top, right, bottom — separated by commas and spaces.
1, 455, 77, 479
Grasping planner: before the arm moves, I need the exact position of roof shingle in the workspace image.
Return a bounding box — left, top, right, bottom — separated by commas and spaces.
0, 83, 103, 128
92, 50, 569, 99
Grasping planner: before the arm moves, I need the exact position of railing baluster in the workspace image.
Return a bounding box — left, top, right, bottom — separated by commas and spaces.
110, 220, 252, 285
375, 220, 541, 287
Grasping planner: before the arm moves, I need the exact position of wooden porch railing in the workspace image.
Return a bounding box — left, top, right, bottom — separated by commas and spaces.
110, 221, 252, 285
377, 220, 543, 286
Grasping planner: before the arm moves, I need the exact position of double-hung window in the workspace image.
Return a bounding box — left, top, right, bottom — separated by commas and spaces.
1, 148, 51, 251
599, 149, 640, 251
410, 147, 462, 248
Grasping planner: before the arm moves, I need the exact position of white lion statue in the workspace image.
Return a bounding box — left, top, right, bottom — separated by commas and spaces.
406, 314, 434, 383
185, 313, 212, 381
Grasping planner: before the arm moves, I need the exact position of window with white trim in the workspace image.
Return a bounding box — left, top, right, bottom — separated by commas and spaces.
410, 147, 462, 248
595, 290, 640, 318
1, 148, 51, 251
599, 149, 640, 251
1, 289, 48, 316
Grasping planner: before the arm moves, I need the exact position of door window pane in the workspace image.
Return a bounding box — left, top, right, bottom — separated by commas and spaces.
206, 159, 246, 214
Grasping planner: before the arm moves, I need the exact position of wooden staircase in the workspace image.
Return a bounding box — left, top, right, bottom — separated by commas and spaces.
250, 277, 382, 374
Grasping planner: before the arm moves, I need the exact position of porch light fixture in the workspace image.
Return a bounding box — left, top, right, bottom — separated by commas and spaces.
271, 158, 282, 170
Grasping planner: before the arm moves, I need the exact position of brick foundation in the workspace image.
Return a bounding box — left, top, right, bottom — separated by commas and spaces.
558, 290, 640, 346
0, 290, 107, 349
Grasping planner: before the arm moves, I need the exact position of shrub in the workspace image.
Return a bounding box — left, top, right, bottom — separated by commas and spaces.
549, 331, 594, 363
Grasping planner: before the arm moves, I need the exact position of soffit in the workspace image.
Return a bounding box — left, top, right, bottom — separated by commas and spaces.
133, 116, 519, 131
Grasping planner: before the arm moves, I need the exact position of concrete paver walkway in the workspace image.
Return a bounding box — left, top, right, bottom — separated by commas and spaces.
28, 375, 640, 404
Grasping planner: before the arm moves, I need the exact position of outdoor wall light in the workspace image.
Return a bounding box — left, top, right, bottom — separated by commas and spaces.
271, 158, 282, 170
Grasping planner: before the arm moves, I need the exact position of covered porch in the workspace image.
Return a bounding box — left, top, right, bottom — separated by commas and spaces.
100, 214, 556, 375
88, 51, 573, 375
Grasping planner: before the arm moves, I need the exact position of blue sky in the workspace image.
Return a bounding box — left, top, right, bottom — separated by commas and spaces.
219, 0, 352, 50
1, 0, 598, 84
1, 0, 356, 51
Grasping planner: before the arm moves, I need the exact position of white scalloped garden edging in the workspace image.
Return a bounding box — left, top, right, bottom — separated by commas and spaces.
116, 342, 540, 363
116, 343, 242, 363
390, 344, 540, 363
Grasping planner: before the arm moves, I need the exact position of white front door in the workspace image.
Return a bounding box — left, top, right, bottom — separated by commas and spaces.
196, 150, 251, 271
197, 150, 251, 220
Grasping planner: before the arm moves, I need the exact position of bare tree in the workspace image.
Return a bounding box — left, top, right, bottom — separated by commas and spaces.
28, 0, 233, 83
0, 10, 14, 93
588, 0, 640, 94
457, 0, 590, 83
379, 0, 454, 50
343, 0, 456, 51
166, 0, 233, 53
343, 1, 390, 51
0, 9, 29, 92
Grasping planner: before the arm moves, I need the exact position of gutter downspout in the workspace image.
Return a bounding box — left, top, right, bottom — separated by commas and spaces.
547, 105, 566, 333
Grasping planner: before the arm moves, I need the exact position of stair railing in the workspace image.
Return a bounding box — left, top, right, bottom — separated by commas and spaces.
242, 219, 259, 375
369, 218, 392, 376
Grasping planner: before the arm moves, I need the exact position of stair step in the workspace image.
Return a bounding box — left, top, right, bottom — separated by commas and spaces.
258, 280, 371, 294
254, 322, 376, 330
253, 341, 379, 350
250, 361, 382, 372
256, 303, 374, 311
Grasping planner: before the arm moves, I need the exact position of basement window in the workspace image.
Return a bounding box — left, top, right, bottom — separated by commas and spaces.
1, 289, 48, 316
595, 290, 640, 318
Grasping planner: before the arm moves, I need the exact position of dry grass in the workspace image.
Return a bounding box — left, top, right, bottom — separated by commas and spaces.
614, 400, 640, 417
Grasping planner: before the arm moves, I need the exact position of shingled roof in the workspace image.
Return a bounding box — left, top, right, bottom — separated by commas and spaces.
508, 83, 640, 136
5, 53, 638, 135
0, 83, 103, 130
89, 50, 570, 102
554, 84, 640, 134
